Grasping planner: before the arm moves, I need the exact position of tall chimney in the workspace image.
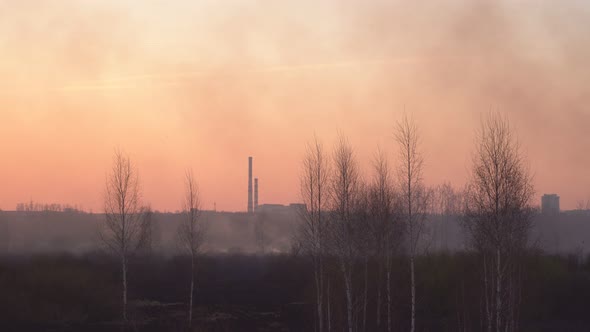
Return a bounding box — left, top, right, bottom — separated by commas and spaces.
254, 178, 258, 211
248, 157, 253, 213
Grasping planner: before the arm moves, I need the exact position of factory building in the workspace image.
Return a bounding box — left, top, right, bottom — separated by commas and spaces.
246, 156, 304, 214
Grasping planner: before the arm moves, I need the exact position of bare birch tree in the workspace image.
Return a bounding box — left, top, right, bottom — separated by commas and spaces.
394, 115, 428, 332
576, 199, 590, 211
329, 134, 363, 332
355, 183, 371, 332
463, 112, 534, 332
102, 149, 144, 322
178, 169, 206, 328
298, 136, 330, 332
367, 148, 400, 332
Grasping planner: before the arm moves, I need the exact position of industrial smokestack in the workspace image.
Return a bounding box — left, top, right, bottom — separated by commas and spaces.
248, 157, 253, 213
254, 178, 258, 212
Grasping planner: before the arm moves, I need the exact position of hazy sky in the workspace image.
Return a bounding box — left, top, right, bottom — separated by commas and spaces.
0, 0, 588, 212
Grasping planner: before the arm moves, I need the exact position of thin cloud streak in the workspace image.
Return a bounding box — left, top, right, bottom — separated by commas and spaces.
56, 56, 429, 92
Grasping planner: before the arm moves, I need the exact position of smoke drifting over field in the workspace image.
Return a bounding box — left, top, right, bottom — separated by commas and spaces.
0, 209, 589, 256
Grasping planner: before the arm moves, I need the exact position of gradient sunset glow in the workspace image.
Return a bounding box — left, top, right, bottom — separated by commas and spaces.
1, 0, 588, 212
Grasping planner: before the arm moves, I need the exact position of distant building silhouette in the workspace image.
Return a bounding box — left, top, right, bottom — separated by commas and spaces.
257, 203, 306, 214
289, 203, 306, 211
542, 194, 560, 215
257, 204, 286, 213
248, 157, 253, 213
254, 178, 259, 212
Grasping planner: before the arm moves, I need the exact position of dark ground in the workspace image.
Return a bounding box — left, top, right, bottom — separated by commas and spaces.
0, 252, 589, 331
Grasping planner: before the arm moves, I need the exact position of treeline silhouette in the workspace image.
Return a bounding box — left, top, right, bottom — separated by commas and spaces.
15, 200, 87, 213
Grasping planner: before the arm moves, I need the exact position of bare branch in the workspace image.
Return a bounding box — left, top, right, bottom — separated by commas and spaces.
463, 111, 535, 332
101, 149, 145, 322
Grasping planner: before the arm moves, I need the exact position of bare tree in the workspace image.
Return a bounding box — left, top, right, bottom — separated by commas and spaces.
394, 114, 428, 332
102, 149, 144, 322
298, 136, 331, 332
367, 148, 401, 332
355, 183, 371, 332
463, 112, 534, 332
178, 169, 206, 328
329, 134, 363, 332
576, 199, 590, 211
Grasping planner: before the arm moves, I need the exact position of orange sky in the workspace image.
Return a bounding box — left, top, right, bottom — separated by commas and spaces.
0, 0, 589, 212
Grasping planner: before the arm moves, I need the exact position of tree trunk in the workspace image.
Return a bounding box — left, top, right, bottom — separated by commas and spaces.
484, 255, 491, 332
410, 255, 415, 332
376, 260, 382, 330
363, 258, 368, 332
496, 248, 502, 332
189, 255, 194, 328
462, 280, 468, 332
345, 273, 353, 332
387, 264, 392, 332
327, 278, 332, 332
315, 263, 324, 332
122, 255, 128, 322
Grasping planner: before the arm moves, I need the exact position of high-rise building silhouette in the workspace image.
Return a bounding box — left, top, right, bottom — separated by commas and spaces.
541, 194, 560, 215
248, 157, 253, 213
